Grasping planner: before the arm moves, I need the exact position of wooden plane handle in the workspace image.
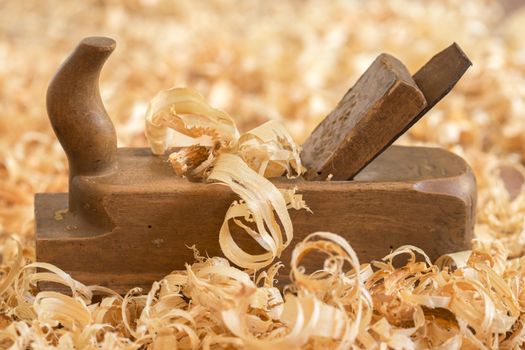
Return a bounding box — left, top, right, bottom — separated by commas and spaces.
47, 37, 118, 180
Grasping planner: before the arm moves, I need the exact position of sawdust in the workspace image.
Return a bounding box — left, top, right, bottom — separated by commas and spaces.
1, 0, 525, 348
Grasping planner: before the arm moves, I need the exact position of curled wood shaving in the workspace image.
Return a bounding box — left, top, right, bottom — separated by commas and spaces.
236, 120, 304, 178
146, 88, 305, 271
145, 87, 303, 179
210, 153, 299, 270
145, 87, 239, 156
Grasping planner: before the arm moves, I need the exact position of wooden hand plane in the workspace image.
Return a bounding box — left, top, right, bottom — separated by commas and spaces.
36, 37, 476, 293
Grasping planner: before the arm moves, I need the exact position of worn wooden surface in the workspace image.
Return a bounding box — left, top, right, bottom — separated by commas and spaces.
370, 43, 472, 171
301, 53, 427, 181
411, 43, 472, 128
301, 43, 471, 181
46, 37, 118, 230
36, 145, 476, 293
38, 37, 477, 293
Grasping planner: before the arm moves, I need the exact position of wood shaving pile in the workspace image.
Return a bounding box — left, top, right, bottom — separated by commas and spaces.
1, 0, 525, 348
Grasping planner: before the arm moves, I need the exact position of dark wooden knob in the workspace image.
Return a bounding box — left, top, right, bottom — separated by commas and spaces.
47, 37, 117, 179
